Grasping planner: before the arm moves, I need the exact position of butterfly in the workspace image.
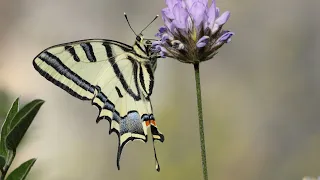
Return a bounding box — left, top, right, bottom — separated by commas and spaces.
32, 13, 164, 171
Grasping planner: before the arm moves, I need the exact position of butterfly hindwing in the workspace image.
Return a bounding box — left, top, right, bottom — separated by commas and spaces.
33, 39, 164, 170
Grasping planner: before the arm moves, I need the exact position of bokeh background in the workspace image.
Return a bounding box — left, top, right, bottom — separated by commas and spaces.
1, 0, 320, 179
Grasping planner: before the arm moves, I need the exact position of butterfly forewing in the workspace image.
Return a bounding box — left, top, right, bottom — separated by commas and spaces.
33, 39, 164, 171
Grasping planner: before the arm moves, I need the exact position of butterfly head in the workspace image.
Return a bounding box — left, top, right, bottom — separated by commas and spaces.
135, 34, 151, 46
135, 34, 144, 44
134, 34, 152, 51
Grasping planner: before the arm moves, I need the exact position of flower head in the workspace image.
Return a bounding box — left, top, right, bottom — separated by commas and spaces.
152, 0, 234, 63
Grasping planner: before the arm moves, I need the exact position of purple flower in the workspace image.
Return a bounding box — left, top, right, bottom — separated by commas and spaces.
196, 36, 210, 48
153, 0, 234, 63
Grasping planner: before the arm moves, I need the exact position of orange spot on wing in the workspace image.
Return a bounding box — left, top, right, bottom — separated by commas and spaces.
145, 120, 157, 127
150, 120, 156, 126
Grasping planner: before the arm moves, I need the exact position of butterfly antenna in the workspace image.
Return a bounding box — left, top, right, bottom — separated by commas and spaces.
140, 15, 159, 34
124, 12, 137, 36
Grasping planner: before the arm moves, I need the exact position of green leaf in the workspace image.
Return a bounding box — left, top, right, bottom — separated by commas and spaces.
0, 155, 5, 170
0, 98, 20, 158
6, 99, 44, 151
6, 158, 36, 180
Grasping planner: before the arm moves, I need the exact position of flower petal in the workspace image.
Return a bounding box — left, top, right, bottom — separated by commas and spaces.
172, 2, 189, 29
207, 0, 216, 23
185, 0, 209, 9
185, 0, 195, 10
197, 42, 206, 48
161, 33, 170, 41
159, 26, 167, 33
217, 31, 234, 43
162, 7, 175, 19
155, 32, 162, 38
199, 0, 209, 6
215, 11, 230, 25
210, 23, 219, 34
189, 2, 206, 26
186, 16, 193, 30
162, 10, 174, 29
196, 36, 210, 47
159, 46, 168, 57
160, 51, 167, 58
165, 0, 179, 10
181, 0, 187, 8
160, 46, 167, 52
216, 7, 220, 17
198, 35, 210, 42
152, 41, 162, 47
155, 26, 167, 38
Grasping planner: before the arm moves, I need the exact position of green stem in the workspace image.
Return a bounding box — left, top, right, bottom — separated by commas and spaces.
0, 151, 16, 180
194, 63, 208, 180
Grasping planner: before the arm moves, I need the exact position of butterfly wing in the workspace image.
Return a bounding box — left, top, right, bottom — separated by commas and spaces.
33, 39, 164, 170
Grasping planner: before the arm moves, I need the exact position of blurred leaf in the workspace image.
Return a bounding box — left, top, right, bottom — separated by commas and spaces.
6, 158, 36, 180
0, 155, 5, 170
0, 97, 19, 158
6, 99, 44, 151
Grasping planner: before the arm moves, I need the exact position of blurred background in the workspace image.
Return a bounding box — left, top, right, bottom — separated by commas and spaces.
0, 0, 320, 179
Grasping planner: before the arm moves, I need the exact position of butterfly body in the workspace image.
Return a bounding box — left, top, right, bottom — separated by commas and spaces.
33, 34, 164, 171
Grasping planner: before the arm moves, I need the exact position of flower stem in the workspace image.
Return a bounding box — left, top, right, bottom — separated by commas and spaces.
193, 63, 208, 180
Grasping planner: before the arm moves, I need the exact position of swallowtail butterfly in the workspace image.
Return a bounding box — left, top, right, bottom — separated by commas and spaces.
32, 13, 164, 171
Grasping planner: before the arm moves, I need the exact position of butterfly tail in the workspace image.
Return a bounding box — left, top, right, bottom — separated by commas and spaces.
152, 138, 161, 172
147, 120, 164, 171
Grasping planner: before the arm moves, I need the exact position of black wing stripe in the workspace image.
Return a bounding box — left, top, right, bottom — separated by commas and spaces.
65, 46, 80, 62
80, 43, 97, 62
146, 64, 154, 97
115, 86, 123, 98
138, 63, 154, 99
130, 56, 141, 100
139, 64, 148, 96
38, 51, 95, 93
